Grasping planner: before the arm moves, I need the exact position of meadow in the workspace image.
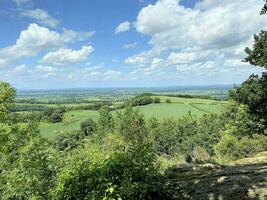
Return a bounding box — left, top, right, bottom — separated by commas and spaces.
37, 96, 226, 140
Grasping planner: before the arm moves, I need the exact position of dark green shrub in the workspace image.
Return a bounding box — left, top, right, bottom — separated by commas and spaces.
154, 97, 161, 104
165, 99, 171, 103
80, 118, 96, 135
117, 105, 149, 147
54, 131, 84, 151
50, 112, 62, 123
132, 96, 153, 106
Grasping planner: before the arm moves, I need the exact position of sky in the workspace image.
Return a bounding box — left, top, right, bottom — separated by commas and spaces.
0, 0, 266, 89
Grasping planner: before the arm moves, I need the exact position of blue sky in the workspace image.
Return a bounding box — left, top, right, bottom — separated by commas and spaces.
0, 0, 266, 89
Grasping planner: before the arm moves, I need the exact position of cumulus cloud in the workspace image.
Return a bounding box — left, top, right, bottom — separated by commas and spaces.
61, 28, 95, 43
136, 0, 267, 50
123, 42, 137, 49
20, 8, 60, 27
0, 23, 95, 68
0, 23, 62, 67
40, 45, 94, 65
127, 0, 267, 82
115, 21, 131, 34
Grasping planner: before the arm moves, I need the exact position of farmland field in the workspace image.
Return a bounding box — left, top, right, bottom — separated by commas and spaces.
12, 86, 231, 140
36, 96, 226, 140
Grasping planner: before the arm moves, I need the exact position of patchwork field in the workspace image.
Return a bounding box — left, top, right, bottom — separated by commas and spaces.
39, 97, 227, 140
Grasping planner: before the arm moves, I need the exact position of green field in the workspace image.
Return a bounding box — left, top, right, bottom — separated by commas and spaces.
39, 97, 226, 140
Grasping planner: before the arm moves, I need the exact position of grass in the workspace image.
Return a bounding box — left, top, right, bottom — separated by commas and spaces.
39, 110, 99, 140
39, 96, 226, 140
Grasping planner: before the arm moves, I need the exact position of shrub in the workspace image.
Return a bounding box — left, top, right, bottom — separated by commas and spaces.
80, 118, 96, 135
51, 145, 187, 200
185, 146, 210, 164
165, 99, 171, 103
117, 105, 149, 147
215, 132, 267, 163
50, 112, 62, 123
132, 96, 153, 106
54, 131, 84, 151
154, 97, 161, 104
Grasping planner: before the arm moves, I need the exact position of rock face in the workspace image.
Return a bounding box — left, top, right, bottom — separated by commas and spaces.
168, 152, 267, 200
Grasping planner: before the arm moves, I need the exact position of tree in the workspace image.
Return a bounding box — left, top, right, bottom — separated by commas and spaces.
244, 30, 267, 69
80, 118, 96, 135
229, 74, 267, 131
117, 105, 149, 148
261, 0, 267, 15
0, 123, 57, 199
98, 106, 114, 135
0, 82, 16, 120
165, 99, 171, 103
154, 97, 161, 104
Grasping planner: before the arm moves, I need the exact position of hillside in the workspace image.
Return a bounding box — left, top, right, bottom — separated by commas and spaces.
168, 152, 267, 200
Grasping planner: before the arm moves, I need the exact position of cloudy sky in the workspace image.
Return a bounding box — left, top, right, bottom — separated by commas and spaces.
0, 0, 266, 89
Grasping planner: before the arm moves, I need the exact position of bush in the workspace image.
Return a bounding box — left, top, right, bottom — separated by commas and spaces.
165, 99, 171, 103
132, 96, 153, 106
54, 131, 85, 151
185, 146, 210, 164
51, 145, 187, 200
215, 132, 267, 163
154, 97, 161, 104
80, 118, 96, 135
117, 105, 149, 147
50, 112, 62, 123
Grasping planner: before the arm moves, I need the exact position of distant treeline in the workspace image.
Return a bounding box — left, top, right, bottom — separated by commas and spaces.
153, 93, 225, 100
15, 98, 104, 104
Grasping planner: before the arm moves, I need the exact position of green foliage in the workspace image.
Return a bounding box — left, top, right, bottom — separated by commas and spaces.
215, 133, 267, 163
244, 31, 267, 69
229, 74, 267, 131
261, 0, 267, 14
50, 108, 66, 123
0, 82, 16, 120
149, 113, 225, 157
80, 118, 96, 135
98, 105, 115, 135
117, 105, 149, 147
165, 99, 171, 103
153, 97, 161, 104
51, 145, 186, 200
132, 95, 153, 106
0, 123, 58, 199
54, 130, 84, 151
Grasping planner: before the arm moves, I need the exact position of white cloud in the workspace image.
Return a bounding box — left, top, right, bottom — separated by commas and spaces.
115, 21, 131, 34
33, 65, 58, 78
123, 42, 137, 49
20, 8, 60, 27
0, 23, 95, 68
61, 28, 95, 43
127, 0, 267, 81
12, 64, 27, 73
40, 45, 94, 65
136, 0, 267, 50
13, 0, 32, 7
67, 65, 122, 81
0, 23, 62, 65
103, 70, 122, 80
